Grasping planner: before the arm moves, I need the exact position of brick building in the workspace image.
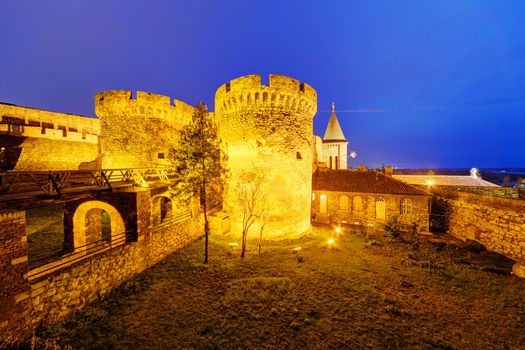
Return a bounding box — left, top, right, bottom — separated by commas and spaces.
312, 169, 432, 232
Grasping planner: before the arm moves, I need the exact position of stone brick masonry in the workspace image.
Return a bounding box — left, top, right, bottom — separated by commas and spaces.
0, 190, 202, 339
0, 211, 32, 338
436, 190, 525, 262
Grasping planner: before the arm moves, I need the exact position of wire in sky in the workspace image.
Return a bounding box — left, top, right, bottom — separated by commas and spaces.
318, 95, 525, 113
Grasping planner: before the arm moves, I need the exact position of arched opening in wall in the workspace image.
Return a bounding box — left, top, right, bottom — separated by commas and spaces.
84, 208, 112, 246
401, 198, 413, 215
72, 200, 126, 253
376, 197, 386, 220
151, 195, 173, 226
353, 196, 363, 211
320, 194, 327, 214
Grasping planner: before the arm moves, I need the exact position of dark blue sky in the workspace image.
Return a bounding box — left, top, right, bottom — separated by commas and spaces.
1, 0, 524, 168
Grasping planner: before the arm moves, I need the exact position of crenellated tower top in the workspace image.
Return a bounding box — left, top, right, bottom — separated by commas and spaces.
95, 90, 194, 128
215, 74, 317, 117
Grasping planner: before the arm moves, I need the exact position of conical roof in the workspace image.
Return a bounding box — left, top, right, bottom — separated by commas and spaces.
323, 102, 347, 142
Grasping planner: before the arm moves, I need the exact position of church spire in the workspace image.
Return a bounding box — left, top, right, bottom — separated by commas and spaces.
323, 101, 347, 142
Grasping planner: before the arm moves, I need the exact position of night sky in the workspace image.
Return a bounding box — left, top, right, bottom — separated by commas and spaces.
1, 0, 524, 168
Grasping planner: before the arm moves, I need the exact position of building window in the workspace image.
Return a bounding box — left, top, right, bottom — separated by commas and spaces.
401, 198, 412, 215
312, 193, 315, 201
320, 194, 327, 214
296, 152, 302, 159
353, 196, 363, 211
375, 197, 386, 219
339, 195, 349, 210
158, 152, 165, 159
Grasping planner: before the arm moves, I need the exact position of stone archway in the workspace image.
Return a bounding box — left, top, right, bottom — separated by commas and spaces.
72, 200, 126, 252
151, 195, 174, 226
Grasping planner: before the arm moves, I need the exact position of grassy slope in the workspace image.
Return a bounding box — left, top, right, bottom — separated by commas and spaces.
26, 205, 64, 269
40, 227, 525, 350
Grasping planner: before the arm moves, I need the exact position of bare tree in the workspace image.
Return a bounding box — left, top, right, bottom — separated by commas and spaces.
258, 207, 270, 256
235, 170, 267, 258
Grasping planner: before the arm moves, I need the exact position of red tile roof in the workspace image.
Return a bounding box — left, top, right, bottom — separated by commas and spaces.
313, 170, 431, 196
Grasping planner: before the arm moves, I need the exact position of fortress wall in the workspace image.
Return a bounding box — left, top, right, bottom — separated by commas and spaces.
215, 74, 317, 239
95, 91, 195, 169
435, 190, 525, 261
0, 103, 100, 171
0, 190, 202, 338
0, 211, 32, 338
12, 138, 99, 171
0, 103, 99, 142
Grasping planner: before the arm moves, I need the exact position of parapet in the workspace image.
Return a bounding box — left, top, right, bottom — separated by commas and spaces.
215, 74, 317, 117
95, 90, 195, 126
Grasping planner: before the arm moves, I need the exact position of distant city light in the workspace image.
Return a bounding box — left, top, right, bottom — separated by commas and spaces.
470, 167, 480, 178
425, 179, 434, 186
327, 238, 335, 246
335, 227, 342, 234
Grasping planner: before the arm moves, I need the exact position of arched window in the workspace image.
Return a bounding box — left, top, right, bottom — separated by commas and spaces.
320, 194, 327, 214
401, 198, 413, 215
353, 196, 363, 211
339, 195, 349, 210
375, 197, 386, 219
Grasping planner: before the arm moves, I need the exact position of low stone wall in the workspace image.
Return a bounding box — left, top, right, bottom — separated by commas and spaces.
30, 217, 201, 324
0, 211, 32, 338
435, 185, 522, 199
435, 190, 525, 261
0, 189, 203, 339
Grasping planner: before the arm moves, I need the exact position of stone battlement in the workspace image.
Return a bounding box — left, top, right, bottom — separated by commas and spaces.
215, 74, 317, 117
0, 103, 100, 144
95, 90, 195, 126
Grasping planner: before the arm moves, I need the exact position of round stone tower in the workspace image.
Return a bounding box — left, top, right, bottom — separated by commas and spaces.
215, 74, 317, 239
95, 90, 194, 169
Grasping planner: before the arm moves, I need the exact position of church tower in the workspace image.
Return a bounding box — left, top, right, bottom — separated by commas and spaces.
322, 102, 348, 169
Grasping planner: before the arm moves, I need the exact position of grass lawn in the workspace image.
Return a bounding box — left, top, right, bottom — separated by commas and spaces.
38, 227, 525, 349
26, 204, 65, 269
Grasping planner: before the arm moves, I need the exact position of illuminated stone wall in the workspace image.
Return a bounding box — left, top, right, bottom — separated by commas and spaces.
0, 103, 99, 170
0, 189, 202, 337
95, 91, 194, 169
312, 191, 430, 232
0, 211, 32, 338
436, 190, 525, 261
215, 74, 317, 239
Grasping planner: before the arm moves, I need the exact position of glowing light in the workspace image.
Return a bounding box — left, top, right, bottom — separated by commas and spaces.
292, 247, 302, 254
327, 238, 335, 245
350, 151, 357, 159
312, 193, 315, 200
335, 227, 342, 234
228, 243, 238, 247
320, 194, 326, 200
470, 167, 479, 178
425, 179, 434, 186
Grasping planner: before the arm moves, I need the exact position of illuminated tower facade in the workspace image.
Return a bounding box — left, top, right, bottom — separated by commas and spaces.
322, 102, 347, 169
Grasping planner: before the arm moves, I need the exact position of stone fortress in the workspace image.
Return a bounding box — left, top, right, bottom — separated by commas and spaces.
2, 73, 525, 338
1, 74, 318, 239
